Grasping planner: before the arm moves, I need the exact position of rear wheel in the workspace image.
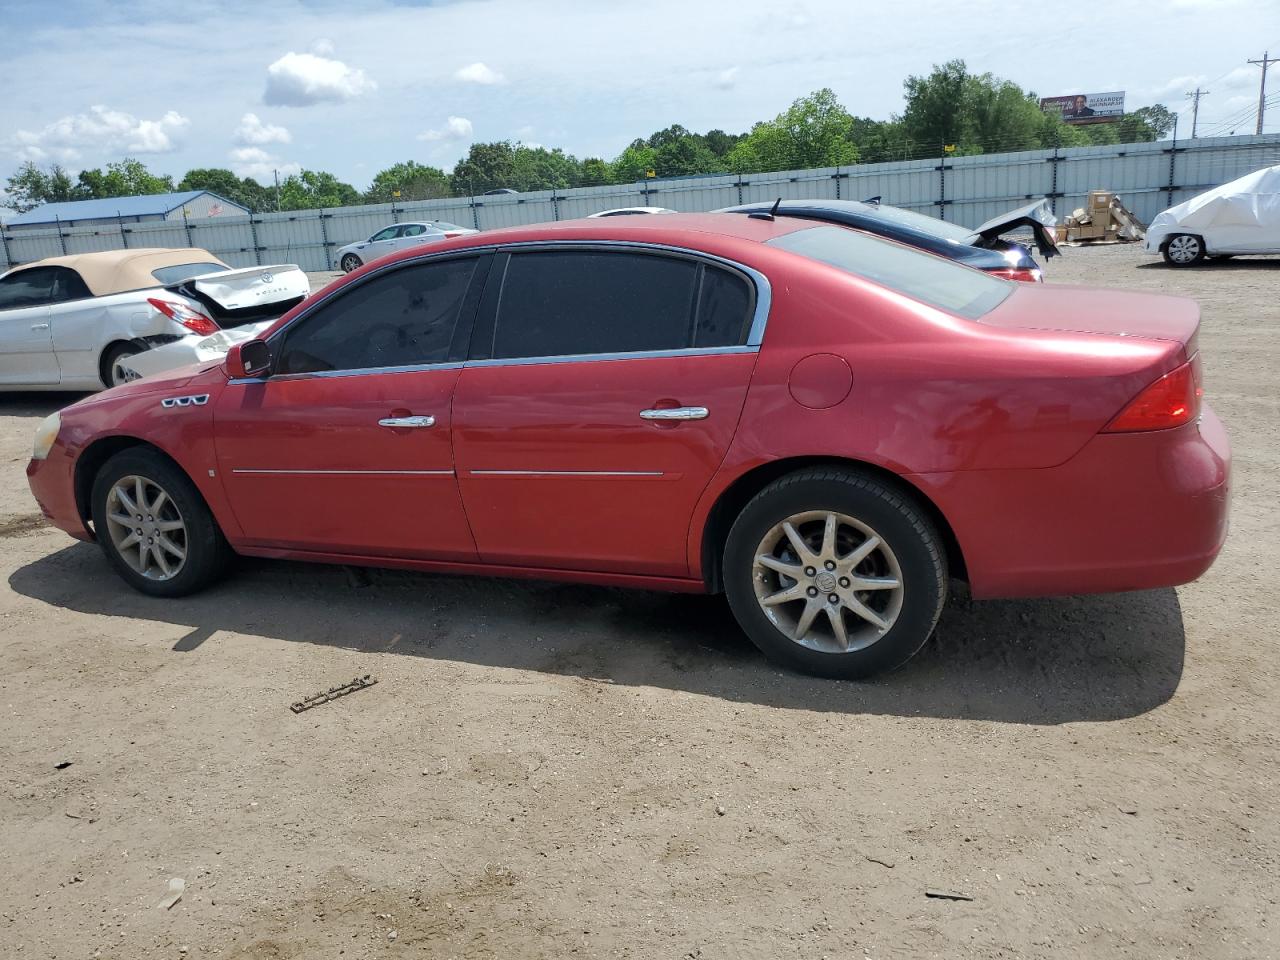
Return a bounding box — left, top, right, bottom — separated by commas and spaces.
1162, 234, 1205, 266
101, 342, 144, 388
340, 253, 362, 273
723, 469, 947, 679
91, 448, 231, 597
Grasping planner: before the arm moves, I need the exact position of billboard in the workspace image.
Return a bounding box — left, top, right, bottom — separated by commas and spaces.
1040, 91, 1126, 125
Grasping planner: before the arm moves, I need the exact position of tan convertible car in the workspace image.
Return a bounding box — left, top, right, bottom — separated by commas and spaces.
0, 248, 308, 390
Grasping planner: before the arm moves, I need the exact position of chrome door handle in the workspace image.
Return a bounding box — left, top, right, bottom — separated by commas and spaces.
31, 323, 50, 331
640, 406, 709, 421
378, 415, 435, 428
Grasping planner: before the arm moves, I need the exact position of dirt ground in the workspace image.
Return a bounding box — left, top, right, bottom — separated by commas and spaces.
1, 244, 1277, 960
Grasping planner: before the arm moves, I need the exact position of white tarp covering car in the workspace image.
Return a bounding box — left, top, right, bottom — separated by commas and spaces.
1145, 164, 1280, 266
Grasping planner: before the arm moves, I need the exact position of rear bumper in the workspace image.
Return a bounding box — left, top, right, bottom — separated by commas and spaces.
27, 448, 91, 542
908, 405, 1230, 599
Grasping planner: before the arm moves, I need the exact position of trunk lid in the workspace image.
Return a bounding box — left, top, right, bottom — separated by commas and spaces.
170, 264, 309, 328
980, 284, 1200, 352
966, 199, 1060, 259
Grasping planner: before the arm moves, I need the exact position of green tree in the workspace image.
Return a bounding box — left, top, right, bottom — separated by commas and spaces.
702, 129, 745, 158
364, 161, 451, 202
450, 141, 519, 195
76, 158, 174, 199
277, 170, 360, 210
578, 157, 615, 186
1117, 105, 1176, 141
511, 145, 582, 191
178, 168, 273, 212
4, 161, 83, 212
612, 141, 659, 182
725, 89, 859, 172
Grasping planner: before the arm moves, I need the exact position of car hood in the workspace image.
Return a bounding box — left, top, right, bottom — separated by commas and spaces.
965, 199, 1060, 259
66, 360, 226, 414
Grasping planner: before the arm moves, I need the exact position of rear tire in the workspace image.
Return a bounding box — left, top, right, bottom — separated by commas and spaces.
1162, 234, 1205, 267
723, 468, 947, 679
340, 253, 362, 273
100, 342, 143, 388
91, 448, 231, 597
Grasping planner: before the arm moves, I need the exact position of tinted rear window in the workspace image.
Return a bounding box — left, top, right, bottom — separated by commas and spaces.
767, 225, 1011, 319
152, 262, 228, 284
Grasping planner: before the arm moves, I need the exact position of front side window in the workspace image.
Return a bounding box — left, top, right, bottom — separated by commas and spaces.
767, 225, 1012, 320
48, 267, 93, 303
0, 268, 56, 310
370, 226, 399, 242
489, 250, 755, 360
401, 224, 428, 237
276, 257, 477, 374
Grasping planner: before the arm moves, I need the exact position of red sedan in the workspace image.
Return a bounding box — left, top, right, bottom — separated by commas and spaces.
26, 214, 1230, 678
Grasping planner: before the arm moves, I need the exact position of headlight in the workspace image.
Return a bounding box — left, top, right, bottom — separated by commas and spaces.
32, 412, 61, 460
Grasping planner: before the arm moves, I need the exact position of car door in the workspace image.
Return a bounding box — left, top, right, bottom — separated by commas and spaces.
365, 225, 402, 262
452, 246, 764, 577
213, 252, 491, 560
45, 266, 101, 384
0, 267, 60, 386
397, 224, 438, 251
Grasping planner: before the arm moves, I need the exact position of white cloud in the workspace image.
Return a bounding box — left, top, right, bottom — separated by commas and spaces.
417, 116, 474, 142
713, 66, 739, 90
311, 38, 335, 56
234, 112, 292, 145
8, 105, 189, 162
454, 62, 505, 85
264, 51, 376, 107
230, 146, 301, 181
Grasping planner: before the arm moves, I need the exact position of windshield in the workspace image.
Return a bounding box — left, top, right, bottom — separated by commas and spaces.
867, 204, 975, 243
151, 262, 229, 284
768, 225, 1012, 319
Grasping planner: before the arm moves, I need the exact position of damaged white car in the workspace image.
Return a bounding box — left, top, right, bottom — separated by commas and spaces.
1146, 164, 1280, 266
0, 248, 308, 389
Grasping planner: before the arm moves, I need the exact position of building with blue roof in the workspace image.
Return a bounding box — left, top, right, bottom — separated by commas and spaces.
6, 191, 248, 231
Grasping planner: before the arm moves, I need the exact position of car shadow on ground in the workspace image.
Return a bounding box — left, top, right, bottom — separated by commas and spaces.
1136, 257, 1280, 270
0, 392, 92, 417
10, 544, 1185, 726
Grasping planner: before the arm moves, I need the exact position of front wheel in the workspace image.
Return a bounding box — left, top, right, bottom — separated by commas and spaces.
723, 469, 947, 679
1162, 234, 1205, 266
340, 253, 362, 273
91, 448, 231, 597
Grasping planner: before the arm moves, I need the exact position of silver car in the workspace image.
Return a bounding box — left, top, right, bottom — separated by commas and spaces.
335, 221, 478, 273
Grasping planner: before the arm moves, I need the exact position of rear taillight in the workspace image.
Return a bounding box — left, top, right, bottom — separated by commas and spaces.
147, 297, 218, 336
988, 267, 1043, 283
1102, 355, 1203, 433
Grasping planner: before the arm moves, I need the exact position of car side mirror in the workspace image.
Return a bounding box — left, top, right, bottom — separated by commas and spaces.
227, 339, 272, 379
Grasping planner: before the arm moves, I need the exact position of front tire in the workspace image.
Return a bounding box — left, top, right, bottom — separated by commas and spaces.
723, 469, 947, 679
91, 448, 231, 597
1162, 234, 1205, 266
340, 253, 362, 273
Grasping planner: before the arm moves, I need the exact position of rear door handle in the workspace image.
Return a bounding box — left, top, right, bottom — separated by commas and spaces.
378, 415, 435, 428
640, 406, 709, 421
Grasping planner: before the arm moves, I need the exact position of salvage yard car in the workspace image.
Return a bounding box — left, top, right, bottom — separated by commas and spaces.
27, 214, 1229, 679
721, 198, 1059, 281
336, 221, 478, 273
1145, 164, 1280, 266
0, 248, 308, 389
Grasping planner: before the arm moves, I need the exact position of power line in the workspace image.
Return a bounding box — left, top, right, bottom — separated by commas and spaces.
1248, 50, 1280, 134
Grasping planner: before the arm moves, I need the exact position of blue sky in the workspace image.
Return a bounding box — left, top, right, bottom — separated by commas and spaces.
2, 0, 1278, 196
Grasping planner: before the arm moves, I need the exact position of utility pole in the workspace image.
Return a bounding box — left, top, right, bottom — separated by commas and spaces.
1186, 87, 1209, 138
1249, 51, 1280, 135
273, 169, 281, 211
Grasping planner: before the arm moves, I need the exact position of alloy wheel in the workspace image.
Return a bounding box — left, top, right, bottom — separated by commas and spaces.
751, 510, 904, 654
103, 475, 188, 581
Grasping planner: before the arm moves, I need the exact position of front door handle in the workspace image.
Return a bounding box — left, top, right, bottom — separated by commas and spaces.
378, 415, 435, 428
640, 406, 709, 421
31, 323, 50, 331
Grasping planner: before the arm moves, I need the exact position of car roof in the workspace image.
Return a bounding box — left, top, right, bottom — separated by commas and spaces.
2, 248, 227, 297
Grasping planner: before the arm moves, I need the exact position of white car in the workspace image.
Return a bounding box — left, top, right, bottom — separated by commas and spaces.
0, 248, 308, 390
586, 207, 677, 217
1145, 164, 1280, 266
335, 221, 477, 273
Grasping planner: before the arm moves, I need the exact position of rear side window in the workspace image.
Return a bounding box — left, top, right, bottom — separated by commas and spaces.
277, 257, 478, 374
151, 262, 228, 284
490, 250, 754, 360
768, 225, 1012, 319
0, 267, 56, 309
49, 267, 92, 303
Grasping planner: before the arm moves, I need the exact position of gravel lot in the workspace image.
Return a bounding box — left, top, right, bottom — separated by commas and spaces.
1, 244, 1277, 959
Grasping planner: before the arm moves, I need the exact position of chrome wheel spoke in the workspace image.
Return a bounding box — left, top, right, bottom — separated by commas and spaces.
843, 535, 881, 569
149, 489, 168, 516
107, 511, 133, 527
781, 521, 813, 563
842, 593, 889, 631
756, 554, 804, 579
850, 575, 899, 591
157, 519, 184, 533
114, 485, 138, 516
826, 605, 850, 651
158, 534, 185, 560
793, 599, 822, 640
761, 582, 805, 606
118, 531, 139, 550
820, 512, 838, 561
151, 544, 171, 578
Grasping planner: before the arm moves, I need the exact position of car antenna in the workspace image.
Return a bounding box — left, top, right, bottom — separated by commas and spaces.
748, 197, 783, 221
863, 195, 881, 206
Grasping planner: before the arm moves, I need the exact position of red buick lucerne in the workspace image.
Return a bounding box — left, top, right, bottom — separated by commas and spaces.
26, 214, 1230, 678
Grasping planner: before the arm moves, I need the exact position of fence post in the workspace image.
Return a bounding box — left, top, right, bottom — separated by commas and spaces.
736, 174, 745, 206
1050, 141, 1060, 216
55, 215, 67, 255
0, 227, 11, 270
117, 212, 129, 249
1167, 116, 1179, 208
182, 207, 193, 249
249, 216, 263, 266
551, 190, 561, 221
469, 196, 480, 231
319, 208, 332, 271
937, 146, 947, 221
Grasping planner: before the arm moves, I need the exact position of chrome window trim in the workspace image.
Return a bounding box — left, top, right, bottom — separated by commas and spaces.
231, 360, 464, 385
464, 345, 756, 370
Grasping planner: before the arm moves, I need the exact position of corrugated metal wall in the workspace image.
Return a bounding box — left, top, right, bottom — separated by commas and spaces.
4, 134, 1278, 273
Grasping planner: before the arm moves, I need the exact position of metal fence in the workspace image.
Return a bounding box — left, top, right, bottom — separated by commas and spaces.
3, 133, 1278, 273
